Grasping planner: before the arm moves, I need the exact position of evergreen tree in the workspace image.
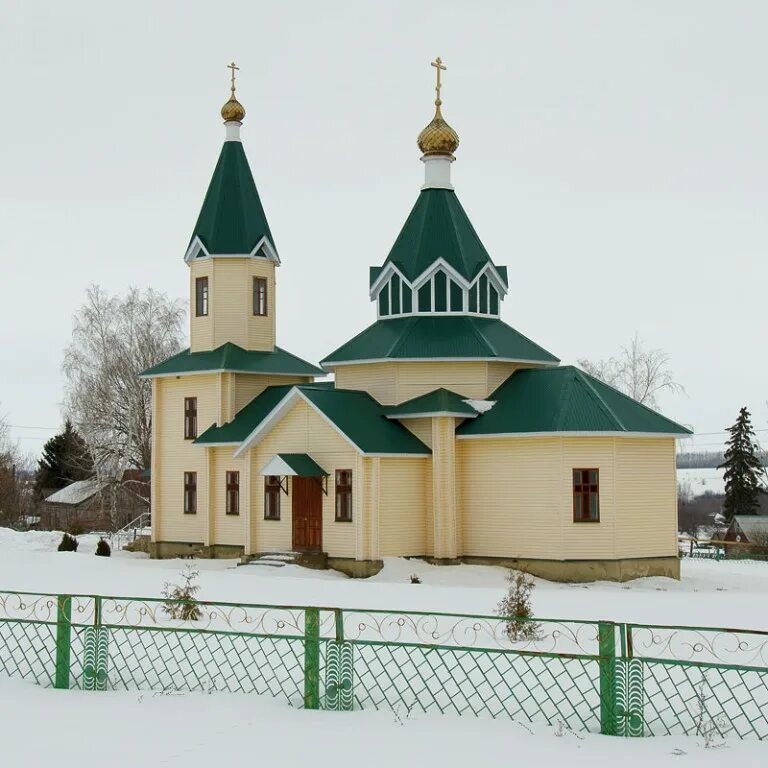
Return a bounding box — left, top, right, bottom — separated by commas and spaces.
717, 407, 763, 521
35, 420, 94, 495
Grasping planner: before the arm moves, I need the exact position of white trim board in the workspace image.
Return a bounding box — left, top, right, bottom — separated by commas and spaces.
455, 431, 691, 440
386, 411, 477, 420
321, 357, 559, 370
140, 368, 320, 380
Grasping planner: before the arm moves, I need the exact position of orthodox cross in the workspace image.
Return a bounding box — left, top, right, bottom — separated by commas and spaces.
431, 56, 446, 103
227, 61, 240, 94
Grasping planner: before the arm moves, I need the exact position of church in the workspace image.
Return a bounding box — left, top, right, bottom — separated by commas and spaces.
142, 60, 691, 581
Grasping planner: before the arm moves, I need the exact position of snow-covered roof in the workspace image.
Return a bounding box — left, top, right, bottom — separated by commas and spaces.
733, 516, 768, 540
44, 479, 108, 506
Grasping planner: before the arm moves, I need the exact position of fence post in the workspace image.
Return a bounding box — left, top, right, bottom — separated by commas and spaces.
54, 595, 72, 690
598, 621, 617, 735
304, 607, 320, 710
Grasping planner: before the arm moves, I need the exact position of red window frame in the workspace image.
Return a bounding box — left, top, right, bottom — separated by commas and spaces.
573, 468, 599, 522
226, 471, 240, 516
253, 277, 268, 316
184, 397, 197, 440
335, 469, 353, 522
184, 472, 197, 514
264, 475, 281, 520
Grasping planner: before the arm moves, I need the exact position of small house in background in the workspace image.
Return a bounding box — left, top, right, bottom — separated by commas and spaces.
41, 478, 148, 533
724, 504, 768, 558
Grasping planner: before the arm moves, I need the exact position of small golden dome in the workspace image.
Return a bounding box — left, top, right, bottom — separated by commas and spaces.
417, 102, 459, 156
221, 95, 246, 123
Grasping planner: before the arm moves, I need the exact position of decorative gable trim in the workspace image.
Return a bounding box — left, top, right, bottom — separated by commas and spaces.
183, 235, 280, 265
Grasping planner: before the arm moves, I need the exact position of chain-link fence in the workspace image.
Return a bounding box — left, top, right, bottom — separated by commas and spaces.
0, 590, 766, 740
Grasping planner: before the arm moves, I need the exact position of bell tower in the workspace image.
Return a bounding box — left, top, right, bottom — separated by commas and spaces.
184, 63, 278, 353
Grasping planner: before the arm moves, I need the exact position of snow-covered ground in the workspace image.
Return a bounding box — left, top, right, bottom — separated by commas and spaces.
0, 528, 766, 765
678, 467, 726, 497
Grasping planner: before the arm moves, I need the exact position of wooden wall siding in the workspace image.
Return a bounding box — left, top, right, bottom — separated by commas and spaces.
614, 438, 678, 558
335, 361, 522, 406
432, 416, 458, 559
219, 373, 235, 424
208, 447, 248, 547
247, 399, 359, 558
152, 375, 219, 543
233, 374, 313, 415
400, 417, 433, 448
189, 258, 275, 353
458, 436, 677, 561
378, 458, 428, 557
424, 458, 434, 557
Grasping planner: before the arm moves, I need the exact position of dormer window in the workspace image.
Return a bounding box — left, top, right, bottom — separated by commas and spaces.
253, 277, 267, 316
195, 277, 209, 317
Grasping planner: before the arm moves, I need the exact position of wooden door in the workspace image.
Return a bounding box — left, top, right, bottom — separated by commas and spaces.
292, 477, 323, 552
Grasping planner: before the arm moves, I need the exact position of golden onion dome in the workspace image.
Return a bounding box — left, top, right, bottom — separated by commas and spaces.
221, 95, 245, 122
417, 100, 459, 156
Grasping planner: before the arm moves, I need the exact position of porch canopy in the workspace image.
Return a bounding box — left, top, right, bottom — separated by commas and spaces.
258, 453, 329, 478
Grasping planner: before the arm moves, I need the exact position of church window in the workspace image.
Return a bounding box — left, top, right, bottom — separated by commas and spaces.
417, 282, 431, 312
253, 277, 268, 316
573, 469, 599, 522
469, 283, 478, 313
450, 280, 463, 311
402, 286, 413, 313
195, 277, 209, 317
378, 283, 390, 316
264, 476, 281, 520
335, 470, 353, 522
226, 471, 240, 515
391, 274, 401, 314
184, 397, 197, 439
489, 286, 499, 315
184, 472, 197, 514
479, 274, 488, 314
434, 271, 447, 311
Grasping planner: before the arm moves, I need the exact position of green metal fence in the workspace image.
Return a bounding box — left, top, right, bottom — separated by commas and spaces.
0, 590, 766, 740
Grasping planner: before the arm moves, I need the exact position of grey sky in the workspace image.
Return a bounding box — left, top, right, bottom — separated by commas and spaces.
1, 1, 766, 458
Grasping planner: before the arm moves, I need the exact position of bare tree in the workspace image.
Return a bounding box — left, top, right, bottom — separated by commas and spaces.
63, 285, 184, 477
578, 333, 684, 409
0, 408, 33, 527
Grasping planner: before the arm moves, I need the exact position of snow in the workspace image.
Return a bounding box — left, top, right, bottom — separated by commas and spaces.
1, 676, 763, 768
1, 528, 767, 764
678, 467, 725, 497
43, 478, 107, 505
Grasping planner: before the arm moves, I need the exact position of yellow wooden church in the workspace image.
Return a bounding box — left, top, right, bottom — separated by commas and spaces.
142, 61, 691, 581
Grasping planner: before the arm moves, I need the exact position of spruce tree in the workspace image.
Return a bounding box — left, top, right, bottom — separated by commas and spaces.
718, 407, 763, 521
35, 420, 94, 495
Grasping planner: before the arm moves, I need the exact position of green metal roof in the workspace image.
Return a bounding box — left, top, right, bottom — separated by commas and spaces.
196, 384, 430, 455
378, 189, 506, 285
385, 388, 479, 419
321, 316, 559, 367
189, 141, 275, 255
272, 454, 329, 477
140, 343, 323, 378
457, 366, 692, 437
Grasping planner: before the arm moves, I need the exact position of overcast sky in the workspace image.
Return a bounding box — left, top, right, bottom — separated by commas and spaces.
1, 1, 766, 459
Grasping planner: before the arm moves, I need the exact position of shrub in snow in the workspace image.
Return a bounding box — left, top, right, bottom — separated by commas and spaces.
497, 569, 540, 642
57, 533, 79, 552
68, 523, 85, 537
95, 538, 111, 557
409, 573, 422, 584
162, 565, 202, 621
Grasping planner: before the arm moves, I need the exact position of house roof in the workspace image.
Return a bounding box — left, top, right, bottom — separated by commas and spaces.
457, 366, 692, 438
732, 516, 768, 540
378, 189, 506, 285
385, 388, 480, 419
189, 140, 275, 255
196, 384, 431, 456
321, 316, 559, 368
44, 479, 107, 506
140, 343, 323, 378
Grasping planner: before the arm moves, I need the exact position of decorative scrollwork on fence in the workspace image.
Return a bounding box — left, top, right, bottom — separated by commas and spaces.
0, 593, 58, 623
629, 625, 768, 667
341, 610, 599, 656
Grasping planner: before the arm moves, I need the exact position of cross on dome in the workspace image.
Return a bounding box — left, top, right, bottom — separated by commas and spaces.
417, 55, 459, 158
221, 60, 246, 124
431, 56, 446, 105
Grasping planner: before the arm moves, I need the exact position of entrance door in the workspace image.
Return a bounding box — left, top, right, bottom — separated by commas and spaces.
292, 476, 323, 552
